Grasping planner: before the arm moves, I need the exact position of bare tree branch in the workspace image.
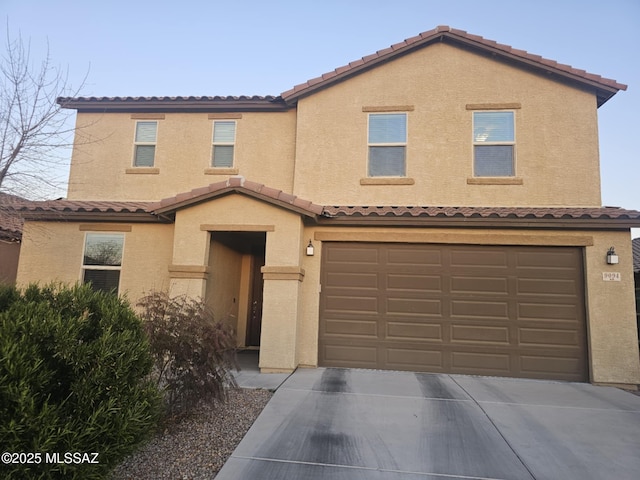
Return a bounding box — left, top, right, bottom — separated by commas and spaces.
0, 24, 87, 199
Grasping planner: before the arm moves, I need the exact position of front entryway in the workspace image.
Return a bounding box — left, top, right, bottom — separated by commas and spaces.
207, 232, 265, 349
319, 242, 588, 381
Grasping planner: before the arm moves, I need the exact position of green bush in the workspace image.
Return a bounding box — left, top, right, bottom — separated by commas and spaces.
137, 291, 238, 417
0, 283, 161, 480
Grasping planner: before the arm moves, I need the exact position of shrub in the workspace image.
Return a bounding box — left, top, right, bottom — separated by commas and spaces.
0, 283, 161, 480
137, 291, 238, 417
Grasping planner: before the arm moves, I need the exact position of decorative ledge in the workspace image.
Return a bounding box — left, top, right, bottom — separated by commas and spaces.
204, 167, 240, 175
168, 265, 210, 279
131, 113, 166, 119
466, 103, 521, 110
360, 177, 415, 185
208, 113, 243, 119
201, 224, 274, 232
261, 266, 305, 282
362, 105, 415, 112
125, 167, 160, 175
467, 177, 524, 185
79, 224, 132, 232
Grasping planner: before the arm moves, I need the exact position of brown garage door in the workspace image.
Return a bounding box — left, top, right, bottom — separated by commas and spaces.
319, 243, 588, 381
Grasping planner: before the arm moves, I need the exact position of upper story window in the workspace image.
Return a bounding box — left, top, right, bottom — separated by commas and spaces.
212, 121, 236, 167
368, 113, 407, 177
134, 121, 158, 167
82, 233, 124, 293
473, 111, 515, 176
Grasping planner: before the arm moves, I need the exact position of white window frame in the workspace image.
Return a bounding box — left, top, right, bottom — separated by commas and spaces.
133, 121, 158, 167
81, 233, 125, 294
472, 110, 516, 177
367, 113, 407, 177
212, 120, 237, 168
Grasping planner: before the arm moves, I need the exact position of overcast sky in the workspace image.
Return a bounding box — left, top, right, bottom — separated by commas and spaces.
3, 0, 639, 235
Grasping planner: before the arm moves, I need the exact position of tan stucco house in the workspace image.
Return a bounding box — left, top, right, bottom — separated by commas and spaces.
0, 193, 24, 284
13, 26, 640, 387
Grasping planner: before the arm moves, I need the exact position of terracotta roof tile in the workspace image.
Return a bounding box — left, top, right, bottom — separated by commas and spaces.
282, 25, 626, 105
323, 205, 640, 221
154, 177, 325, 217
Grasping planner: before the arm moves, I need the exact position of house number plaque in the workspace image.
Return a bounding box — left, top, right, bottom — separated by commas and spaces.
602, 272, 621, 282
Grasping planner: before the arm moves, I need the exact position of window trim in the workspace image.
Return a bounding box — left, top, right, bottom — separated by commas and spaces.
133, 120, 158, 167
81, 232, 125, 294
367, 112, 407, 178
211, 120, 237, 168
472, 110, 516, 177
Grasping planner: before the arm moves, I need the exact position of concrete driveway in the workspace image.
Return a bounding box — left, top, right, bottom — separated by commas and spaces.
217, 368, 640, 480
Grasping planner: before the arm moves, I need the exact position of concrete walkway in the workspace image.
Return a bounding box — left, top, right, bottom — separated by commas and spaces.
219, 367, 640, 480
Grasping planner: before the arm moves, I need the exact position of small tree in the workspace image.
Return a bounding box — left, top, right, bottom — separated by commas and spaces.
0, 26, 85, 197
137, 291, 238, 417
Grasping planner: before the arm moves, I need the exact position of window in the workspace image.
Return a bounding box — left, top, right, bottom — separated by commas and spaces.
212, 121, 236, 167
473, 111, 515, 176
134, 121, 157, 167
82, 233, 124, 293
368, 113, 406, 176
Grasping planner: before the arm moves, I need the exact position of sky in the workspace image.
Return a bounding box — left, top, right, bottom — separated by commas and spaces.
2, 0, 639, 236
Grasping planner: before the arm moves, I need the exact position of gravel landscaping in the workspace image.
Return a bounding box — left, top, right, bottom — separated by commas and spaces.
110, 388, 272, 479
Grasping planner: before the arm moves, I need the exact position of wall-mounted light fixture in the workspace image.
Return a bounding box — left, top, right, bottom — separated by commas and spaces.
606, 247, 619, 265
306, 240, 315, 256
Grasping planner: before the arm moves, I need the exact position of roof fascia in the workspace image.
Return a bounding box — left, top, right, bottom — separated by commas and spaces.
58, 97, 291, 113
18, 211, 170, 223
316, 215, 640, 230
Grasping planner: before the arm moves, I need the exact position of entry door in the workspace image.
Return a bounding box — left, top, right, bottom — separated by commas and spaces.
246, 249, 265, 347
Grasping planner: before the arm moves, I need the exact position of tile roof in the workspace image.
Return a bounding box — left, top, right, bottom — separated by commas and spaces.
57, 95, 288, 112
633, 237, 640, 273
281, 25, 626, 107
58, 26, 625, 111
7, 181, 640, 230
0, 193, 27, 240
323, 205, 640, 220
154, 177, 325, 217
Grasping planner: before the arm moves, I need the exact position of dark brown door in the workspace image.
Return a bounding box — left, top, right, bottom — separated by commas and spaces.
319, 242, 588, 381
246, 249, 264, 347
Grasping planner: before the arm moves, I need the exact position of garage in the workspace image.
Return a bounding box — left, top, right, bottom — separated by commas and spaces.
319, 242, 588, 381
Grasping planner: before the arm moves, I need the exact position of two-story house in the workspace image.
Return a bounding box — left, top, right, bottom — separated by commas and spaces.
14, 26, 640, 387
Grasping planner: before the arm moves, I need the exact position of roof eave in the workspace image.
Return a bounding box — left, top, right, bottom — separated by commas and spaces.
57, 97, 291, 113
316, 215, 640, 230
17, 210, 169, 223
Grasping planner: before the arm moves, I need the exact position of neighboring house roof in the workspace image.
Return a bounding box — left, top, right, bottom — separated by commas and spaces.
57, 26, 626, 112
0, 193, 27, 241
633, 237, 640, 273
10, 178, 640, 230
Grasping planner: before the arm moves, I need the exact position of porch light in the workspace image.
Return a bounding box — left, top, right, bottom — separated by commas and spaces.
306, 240, 315, 256
606, 247, 619, 265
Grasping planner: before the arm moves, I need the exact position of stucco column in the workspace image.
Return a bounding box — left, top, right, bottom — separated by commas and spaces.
585, 232, 640, 386
168, 211, 211, 298
259, 267, 305, 372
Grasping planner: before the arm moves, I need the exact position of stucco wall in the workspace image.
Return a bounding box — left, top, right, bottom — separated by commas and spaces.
206, 238, 243, 330
296, 226, 640, 385
293, 42, 601, 207
0, 240, 20, 284
67, 110, 297, 201
16, 222, 174, 303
